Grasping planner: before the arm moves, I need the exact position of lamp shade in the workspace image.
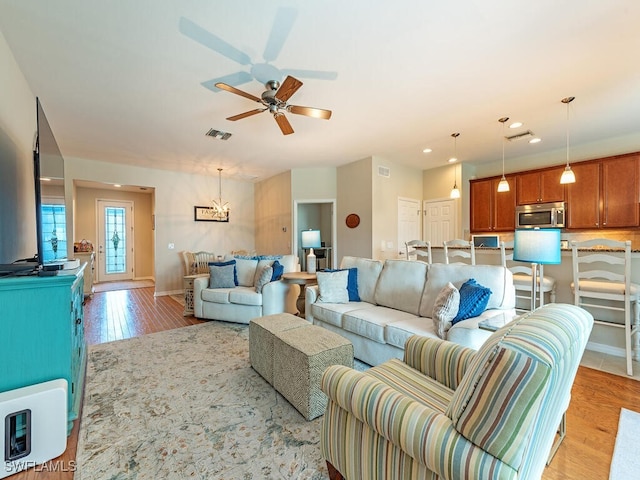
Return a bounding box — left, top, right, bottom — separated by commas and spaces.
513, 228, 561, 264
301, 229, 321, 249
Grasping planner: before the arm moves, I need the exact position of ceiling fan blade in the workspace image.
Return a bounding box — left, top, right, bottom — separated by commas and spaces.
288, 105, 332, 120
227, 109, 266, 121
202, 72, 253, 93
263, 7, 297, 62
215, 82, 262, 103
275, 75, 303, 102
281, 68, 338, 81
274, 113, 294, 135
179, 17, 251, 66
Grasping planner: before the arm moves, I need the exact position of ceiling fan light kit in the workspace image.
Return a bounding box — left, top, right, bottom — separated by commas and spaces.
215, 75, 331, 135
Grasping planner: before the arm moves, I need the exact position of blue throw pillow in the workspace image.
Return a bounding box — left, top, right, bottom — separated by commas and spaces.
325, 268, 360, 301
208, 260, 238, 286
452, 278, 492, 324
271, 260, 284, 281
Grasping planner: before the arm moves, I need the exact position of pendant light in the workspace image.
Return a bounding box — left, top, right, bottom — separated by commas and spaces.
560, 96, 576, 184
497, 117, 510, 192
211, 168, 230, 220
449, 133, 461, 199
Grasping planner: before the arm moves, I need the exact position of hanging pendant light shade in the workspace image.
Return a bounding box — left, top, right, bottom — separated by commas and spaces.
449, 133, 461, 199
211, 168, 230, 220
560, 96, 576, 184
497, 117, 510, 192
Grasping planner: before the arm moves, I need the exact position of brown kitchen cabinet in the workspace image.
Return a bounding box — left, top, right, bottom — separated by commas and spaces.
601, 154, 639, 228
516, 167, 566, 205
566, 153, 639, 229
566, 162, 600, 228
470, 176, 516, 232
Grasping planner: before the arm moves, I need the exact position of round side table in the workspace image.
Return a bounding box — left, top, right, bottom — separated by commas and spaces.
281, 272, 318, 317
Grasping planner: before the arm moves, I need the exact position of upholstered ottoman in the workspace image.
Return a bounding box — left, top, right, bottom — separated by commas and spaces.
249, 313, 309, 385
273, 325, 353, 420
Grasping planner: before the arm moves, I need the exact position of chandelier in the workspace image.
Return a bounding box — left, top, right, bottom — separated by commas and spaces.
211, 168, 230, 221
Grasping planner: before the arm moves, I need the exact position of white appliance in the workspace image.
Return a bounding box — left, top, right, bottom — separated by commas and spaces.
1, 379, 67, 478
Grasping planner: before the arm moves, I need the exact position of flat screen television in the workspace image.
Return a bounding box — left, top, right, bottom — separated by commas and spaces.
0, 98, 63, 276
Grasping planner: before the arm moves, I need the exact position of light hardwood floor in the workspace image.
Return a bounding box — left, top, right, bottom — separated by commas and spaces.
10, 287, 640, 479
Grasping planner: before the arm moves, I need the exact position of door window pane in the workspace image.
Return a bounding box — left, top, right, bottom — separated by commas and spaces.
105, 207, 126, 274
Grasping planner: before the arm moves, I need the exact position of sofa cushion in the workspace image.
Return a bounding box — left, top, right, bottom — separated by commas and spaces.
340, 256, 384, 304
374, 260, 428, 316
208, 262, 237, 288
317, 270, 350, 303
234, 258, 259, 287
420, 264, 514, 318
384, 317, 438, 349
452, 279, 492, 324
229, 286, 263, 306
367, 358, 454, 412
343, 306, 419, 344
310, 302, 376, 328
201, 287, 232, 303
432, 282, 460, 338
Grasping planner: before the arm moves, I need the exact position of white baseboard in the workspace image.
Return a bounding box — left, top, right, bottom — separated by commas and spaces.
154, 289, 183, 297
586, 341, 626, 358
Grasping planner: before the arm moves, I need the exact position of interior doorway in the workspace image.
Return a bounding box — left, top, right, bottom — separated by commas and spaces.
423, 199, 456, 246
293, 199, 336, 271
397, 197, 421, 259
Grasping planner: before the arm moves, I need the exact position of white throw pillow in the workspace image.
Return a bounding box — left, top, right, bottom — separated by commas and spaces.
432, 282, 460, 339
254, 265, 273, 293
317, 270, 349, 304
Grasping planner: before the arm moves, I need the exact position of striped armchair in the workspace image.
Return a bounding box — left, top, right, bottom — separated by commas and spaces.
320, 303, 593, 480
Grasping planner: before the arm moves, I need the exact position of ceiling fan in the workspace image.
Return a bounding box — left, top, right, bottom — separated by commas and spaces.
215, 75, 332, 135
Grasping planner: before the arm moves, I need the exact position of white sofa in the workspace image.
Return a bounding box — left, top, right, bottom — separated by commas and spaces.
193, 254, 300, 324
305, 256, 516, 366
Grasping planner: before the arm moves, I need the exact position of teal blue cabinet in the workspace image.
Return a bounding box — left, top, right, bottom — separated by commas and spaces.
0, 265, 86, 434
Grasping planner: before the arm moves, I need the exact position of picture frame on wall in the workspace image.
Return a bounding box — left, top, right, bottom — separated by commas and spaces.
194, 206, 229, 222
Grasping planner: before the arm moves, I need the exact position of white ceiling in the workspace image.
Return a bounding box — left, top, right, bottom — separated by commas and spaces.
1, 0, 639, 182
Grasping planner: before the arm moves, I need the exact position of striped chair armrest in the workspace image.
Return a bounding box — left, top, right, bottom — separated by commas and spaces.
320, 365, 516, 480
403, 335, 476, 390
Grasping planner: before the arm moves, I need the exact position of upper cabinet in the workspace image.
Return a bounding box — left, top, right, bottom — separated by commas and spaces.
516, 167, 566, 205
470, 176, 516, 232
470, 151, 640, 233
566, 153, 639, 229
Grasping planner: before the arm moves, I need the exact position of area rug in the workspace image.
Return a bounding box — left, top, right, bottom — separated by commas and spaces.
93, 279, 155, 293
609, 408, 640, 479
75, 321, 328, 479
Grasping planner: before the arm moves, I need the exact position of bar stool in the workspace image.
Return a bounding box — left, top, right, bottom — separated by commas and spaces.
500, 241, 557, 313
443, 239, 475, 265
570, 239, 639, 376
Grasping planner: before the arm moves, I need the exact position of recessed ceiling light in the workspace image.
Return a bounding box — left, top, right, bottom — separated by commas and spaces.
422, 148, 432, 153
114, 184, 122, 188
509, 122, 523, 129
529, 137, 542, 144
448, 157, 457, 163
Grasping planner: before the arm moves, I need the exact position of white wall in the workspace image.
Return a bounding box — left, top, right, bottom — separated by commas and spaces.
65, 156, 255, 295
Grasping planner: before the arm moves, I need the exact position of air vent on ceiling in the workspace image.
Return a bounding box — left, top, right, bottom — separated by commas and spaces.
505, 130, 535, 141
206, 129, 232, 140
378, 166, 390, 178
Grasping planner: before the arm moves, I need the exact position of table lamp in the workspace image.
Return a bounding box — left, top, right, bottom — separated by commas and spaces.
513, 228, 561, 310
300, 230, 321, 273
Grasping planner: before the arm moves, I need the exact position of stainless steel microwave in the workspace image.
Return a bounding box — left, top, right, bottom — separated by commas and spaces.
515, 202, 565, 229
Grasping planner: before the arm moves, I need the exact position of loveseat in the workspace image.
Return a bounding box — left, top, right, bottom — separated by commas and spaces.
305, 256, 516, 366
193, 254, 300, 324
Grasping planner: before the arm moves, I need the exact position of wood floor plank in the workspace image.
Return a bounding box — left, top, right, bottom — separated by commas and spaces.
9, 286, 640, 480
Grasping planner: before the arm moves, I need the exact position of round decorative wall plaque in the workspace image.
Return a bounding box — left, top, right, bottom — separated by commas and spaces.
345, 213, 360, 228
